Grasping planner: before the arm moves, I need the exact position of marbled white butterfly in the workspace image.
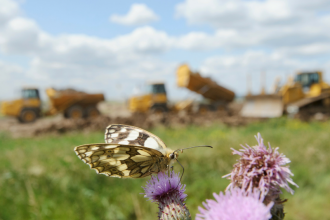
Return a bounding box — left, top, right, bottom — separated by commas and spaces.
74, 124, 212, 178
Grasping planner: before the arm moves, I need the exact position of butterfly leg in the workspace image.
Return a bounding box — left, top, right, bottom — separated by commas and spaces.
176, 159, 184, 182
166, 165, 173, 188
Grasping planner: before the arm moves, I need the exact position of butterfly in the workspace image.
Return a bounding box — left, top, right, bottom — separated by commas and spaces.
74, 124, 212, 178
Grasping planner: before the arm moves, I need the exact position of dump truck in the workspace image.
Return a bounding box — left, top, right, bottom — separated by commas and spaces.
176, 64, 235, 113
240, 71, 330, 118
1, 87, 105, 123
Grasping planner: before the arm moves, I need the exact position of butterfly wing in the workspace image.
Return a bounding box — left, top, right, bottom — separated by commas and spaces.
74, 144, 169, 178
104, 124, 167, 154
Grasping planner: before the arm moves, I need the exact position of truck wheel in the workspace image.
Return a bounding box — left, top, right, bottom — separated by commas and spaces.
86, 106, 100, 118
19, 109, 38, 123
67, 105, 84, 119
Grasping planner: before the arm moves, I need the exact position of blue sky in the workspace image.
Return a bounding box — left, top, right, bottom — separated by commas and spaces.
19, 0, 217, 69
21, 0, 212, 36
1, 0, 330, 101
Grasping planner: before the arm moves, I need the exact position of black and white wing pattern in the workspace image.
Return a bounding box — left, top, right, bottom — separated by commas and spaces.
74, 144, 170, 178
104, 124, 168, 153
75, 124, 212, 179
74, 124, 174, 178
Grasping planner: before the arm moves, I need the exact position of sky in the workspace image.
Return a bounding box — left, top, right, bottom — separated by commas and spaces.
1, 0, 330, 101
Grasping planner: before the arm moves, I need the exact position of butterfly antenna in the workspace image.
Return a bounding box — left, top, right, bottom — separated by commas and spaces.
174, 145, 213, 153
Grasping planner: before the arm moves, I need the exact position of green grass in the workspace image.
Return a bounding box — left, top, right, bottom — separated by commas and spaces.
0, 118, 329, 220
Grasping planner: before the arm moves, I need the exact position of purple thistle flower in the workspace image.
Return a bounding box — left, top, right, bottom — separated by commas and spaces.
196, 187, 273, 220
143, 171, 191, 220
223, 133, 298, 195
223, 133, 298, 220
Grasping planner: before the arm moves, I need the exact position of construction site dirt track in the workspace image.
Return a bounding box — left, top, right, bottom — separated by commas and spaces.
0, 104, 261, 138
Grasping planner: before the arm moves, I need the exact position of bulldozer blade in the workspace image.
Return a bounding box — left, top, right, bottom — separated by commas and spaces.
240, 95, 283, 118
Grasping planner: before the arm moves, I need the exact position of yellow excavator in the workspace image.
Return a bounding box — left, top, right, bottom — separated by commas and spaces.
240, 71, 330, 118
1, 87, 105, 123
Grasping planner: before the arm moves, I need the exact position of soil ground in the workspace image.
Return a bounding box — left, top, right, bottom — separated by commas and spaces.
0, 101, 261, 138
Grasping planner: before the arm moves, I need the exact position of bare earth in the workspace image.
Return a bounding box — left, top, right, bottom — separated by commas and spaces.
0, 101, 261, 138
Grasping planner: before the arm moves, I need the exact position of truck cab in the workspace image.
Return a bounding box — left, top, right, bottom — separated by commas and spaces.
294, 71, 329, 97
1, 88, 41, 123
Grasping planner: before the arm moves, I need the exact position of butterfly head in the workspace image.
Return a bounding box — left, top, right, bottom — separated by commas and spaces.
169, 151, 179, 160
165, 148, 179, 162
167, 151, 179, 168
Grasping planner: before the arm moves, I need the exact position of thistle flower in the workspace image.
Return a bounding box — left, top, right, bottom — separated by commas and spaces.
196, 187, 273, 220
223, 133, 298, 195
143, 171, 191, 220
223, 133, 298, 220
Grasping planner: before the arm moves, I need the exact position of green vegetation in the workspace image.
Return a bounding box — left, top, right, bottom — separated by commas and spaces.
0, 118, 329, 220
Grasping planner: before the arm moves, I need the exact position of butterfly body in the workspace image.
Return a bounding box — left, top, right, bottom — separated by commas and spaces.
74, 124, 178, 178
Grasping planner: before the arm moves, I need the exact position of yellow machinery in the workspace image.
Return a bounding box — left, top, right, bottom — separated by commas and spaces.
176, 64, 235, 113
128, 83, 168, 114
1, 87, 105, 123
46, 88, 105, 119
128, 64, 235, 114
240, 71, 330, 118
1, 87, 41, 123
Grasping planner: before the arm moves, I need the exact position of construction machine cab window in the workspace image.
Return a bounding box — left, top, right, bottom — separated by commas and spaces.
148, 84, 166, 95
295, 72, 319, 88
22, 89, 40, 99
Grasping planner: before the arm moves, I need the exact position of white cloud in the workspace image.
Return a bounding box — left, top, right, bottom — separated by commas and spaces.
0, 17, 46, 55
26, 26, 173, 80
23, 26, 175, 99
176, 0, 330, 28
199, 51, 330, 96
174, 0, 330, 53
174, 32, 219, 50
109, 26, 171, 53
173, 8, 330, 57
1, 0, 330, 102
176, 0, 248, 28
0, 61, 32, 100
0, 1, 172, 100
110, 4, 159, 26
0, 0, 20, 25
0, 60, 23, 77
280, 44, 330, 57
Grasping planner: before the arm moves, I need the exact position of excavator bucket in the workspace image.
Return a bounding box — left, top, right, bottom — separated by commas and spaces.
240, 95, 284, 118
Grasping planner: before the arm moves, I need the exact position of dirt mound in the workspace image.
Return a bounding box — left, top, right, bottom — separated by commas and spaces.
55, 88, 86, 94
0, 110, 261, 138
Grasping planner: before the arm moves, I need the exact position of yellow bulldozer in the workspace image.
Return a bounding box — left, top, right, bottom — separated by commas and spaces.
128, 64, 235, 114
128, 82, 168, 114
1, 87, 105, 123
240, 71, 330, 118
